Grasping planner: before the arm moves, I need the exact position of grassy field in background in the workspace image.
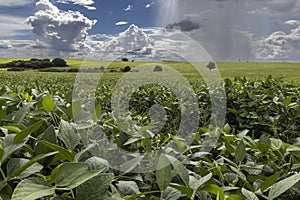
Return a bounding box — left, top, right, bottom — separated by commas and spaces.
70, 60, 300, 83
0, 58, 299, 84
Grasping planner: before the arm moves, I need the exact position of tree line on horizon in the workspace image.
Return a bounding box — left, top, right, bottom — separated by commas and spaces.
0, 58, 68, 71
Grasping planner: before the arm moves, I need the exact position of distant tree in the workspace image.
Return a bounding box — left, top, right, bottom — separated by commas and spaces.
52, 58, 68, 67
39, 68, 65, 72
24, 62, 35, 69
121, 57, 129, 62
7, 67, 25, 71
206, 62, 216, 70
99, 66, 105, 72
123, 66, 131, 72
40, 60, 55, 68
30, 58, 41, 62
68, 68, 79, 73
153, 65, 163, 72
16, 60, 26, 68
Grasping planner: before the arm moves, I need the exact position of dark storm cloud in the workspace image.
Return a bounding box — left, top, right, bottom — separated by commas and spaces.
157, 0, 300, 61
254, 0, 297, 12
166, 19, 201, 32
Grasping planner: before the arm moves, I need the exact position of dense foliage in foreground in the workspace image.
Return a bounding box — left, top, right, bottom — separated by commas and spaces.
0, 76, 299, 199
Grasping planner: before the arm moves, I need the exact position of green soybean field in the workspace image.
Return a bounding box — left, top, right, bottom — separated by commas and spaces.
0, 60, 299, 200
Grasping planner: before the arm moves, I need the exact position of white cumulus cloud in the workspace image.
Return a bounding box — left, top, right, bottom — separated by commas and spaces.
115, 21, 128, 26
145, 2, 154, 8
251, 19, 300, 60
243, 0, 300, 16
100, 24, 154, 53
0, 15, 31, 37
0, 39, 54, 58
0, 40, 12, 49
56, 0, 96, 10
86, 25, 211, 61
26, 0, 97, 51
124, 4, 133, 11
0, 0, 32, 7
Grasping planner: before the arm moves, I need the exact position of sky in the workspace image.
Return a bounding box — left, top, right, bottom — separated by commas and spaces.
1, 0, 300, 61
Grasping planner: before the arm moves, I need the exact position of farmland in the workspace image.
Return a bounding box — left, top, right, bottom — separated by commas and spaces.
1, 59, 300, 85
0, 59, 299, 199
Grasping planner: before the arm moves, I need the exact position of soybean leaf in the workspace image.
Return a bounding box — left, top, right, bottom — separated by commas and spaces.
169, 183, 193, 198
1, 126, 21, 133
241, 188, 259, 200
0, 107, 6, 122
14, 103, 34, 124
260, 172, 280, 192
287, 145, 300, 158
11, 178, 55, 200
92, 103, 102, 121
156, 154, 172, 191
201, 184, 224, 200
56, 162, 102, 190
70, 100, 81, 119
0, 148, 3, 162
270, 138, 283, 150
77, 173, 114, 200
120, 156, 143, 175
40, 140, 75, 162
0, 180, 8, 195
190, 173, 212, 199
163, 187, 181, 200
14, 152, 58, 176
116, 181, 140, 197
42, 95, 55, 113
124, 138, 141, 146
258, 134, 271, 153
268, 173, 300, 200
7, 158, 43, 179
56, 163, 87, 187
34, 125, 57, 155
1, 140, 27, 163
57, 120, 80, 151
74, 143, 96, 162
18, 163, 43, 179
14, 121, 43, 144
123, 191, 161, 200
235, 140, 246, 163
227, 195, 244, 200
85, 156, 111, 170
190, 173, 212, 191
50, 196, 64, 200
166, 155, 189, 186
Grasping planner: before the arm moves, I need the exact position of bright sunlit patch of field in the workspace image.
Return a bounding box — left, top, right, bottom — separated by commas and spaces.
216, 62, 300, 83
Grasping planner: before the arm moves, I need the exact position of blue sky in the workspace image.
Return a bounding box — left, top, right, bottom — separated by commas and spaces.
1, 0, 300, 61
53, 0, 158, 34
0, 0, 158, 37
